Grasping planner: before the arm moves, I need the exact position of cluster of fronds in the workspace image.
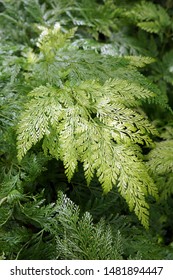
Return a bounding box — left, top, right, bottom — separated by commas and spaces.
1, 188, 168, 260
125, 1, 171, 35
1, 0, 173, 260
55, 193, 124, 260
0, 190, 124, 260
15, 23, 161, 228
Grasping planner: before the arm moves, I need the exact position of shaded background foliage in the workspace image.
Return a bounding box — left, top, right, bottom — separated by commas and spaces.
0, 0, 173, 259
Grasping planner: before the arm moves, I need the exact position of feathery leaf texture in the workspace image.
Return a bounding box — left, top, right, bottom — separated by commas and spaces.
147, 140, 173, 200
55, 192, 123, 260
16, 25, 159, 227
125, 1, 171, 34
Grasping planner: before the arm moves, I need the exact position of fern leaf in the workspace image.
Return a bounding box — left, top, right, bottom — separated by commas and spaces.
17, 85, 62, 161
58, 113, 78, 181
125, 1, 171, 34
148, 140, 173, 174
115, 144, 157, 229
16, 26, 160, 226
36, 24, 77, 60
55, 192, 123, 260
147, 140, 173, 200
17, 78, 158, 226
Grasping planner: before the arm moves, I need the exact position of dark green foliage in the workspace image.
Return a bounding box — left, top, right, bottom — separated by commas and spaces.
1, 0, 173, 260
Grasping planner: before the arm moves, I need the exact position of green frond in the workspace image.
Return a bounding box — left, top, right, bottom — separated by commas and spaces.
126, 56, 155, 68
0, 225, 31, 259
58, 116, 78, 182
0, 205, 13, 227
36, 24, 77, 60
115, 144, 158, 229
0, 174, 22, 202
147, 140, 173, 200
16, 25, 161, 225
47, 0, 120, 40
20, 200, 57, 230
17, 81, 158, 226
23, 0, 46, 23
74, 34, 152, 57
17, 85, 63, 161
1, 0, 173, 261
55, 192, 123, 260
125, 1, 171, 34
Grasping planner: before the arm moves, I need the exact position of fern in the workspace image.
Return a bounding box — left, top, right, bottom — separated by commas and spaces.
147, 139, 173, 200
54, 192, 123, 260
0, 188, 171, 260
15, 25, 161, 228
125, 1, 171, 35
0, 0, 47, 45
161, 50, 173, 85
0, 191, 124, 260
1, 0, 173, 260
43, 0, 120, 40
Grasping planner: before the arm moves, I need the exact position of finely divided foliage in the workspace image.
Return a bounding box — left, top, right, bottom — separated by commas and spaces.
1, 0, 173, 260
147, 139, 173, 200
125, 1, 171, 34
17, 24, 159, 228
55, 192, 123, 260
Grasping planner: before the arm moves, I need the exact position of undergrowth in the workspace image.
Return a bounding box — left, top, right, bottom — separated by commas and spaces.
0, 0, 173, 259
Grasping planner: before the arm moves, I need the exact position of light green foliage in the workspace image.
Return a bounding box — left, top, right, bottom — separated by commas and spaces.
15, 25, 160, 228
147, 138, 173, 200
125, 1, 171, 35
1, 0, 173, 260
147, 120, 173, 202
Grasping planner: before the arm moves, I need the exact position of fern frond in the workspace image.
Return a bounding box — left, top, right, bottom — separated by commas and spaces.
48, 0, 120, 39
17, 85, 61, 161
126, 56, 155, 68
19, 200, 57, 231
115, 144, 158, 229
125, 1, 171, 34
0, 225, 31, 259
147, 140, 173, 200
16, 26, 161, 226
23, 0, 46, 23
0, 205, 13, 227
148, 140, 173, 174
73, 33, 152, 57
55, 192, 123, 260
36, 24, 77, 60
16, 81, 158, 227
1, 0, 173, 260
